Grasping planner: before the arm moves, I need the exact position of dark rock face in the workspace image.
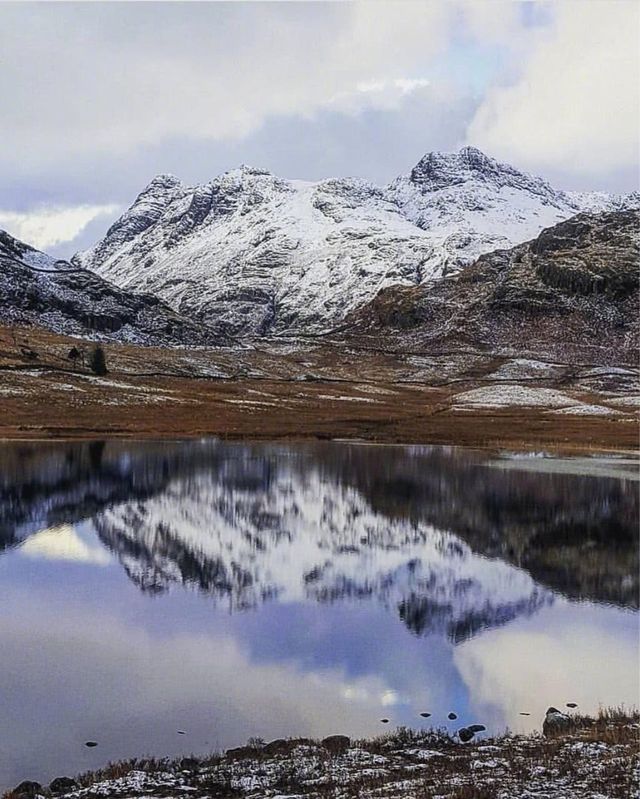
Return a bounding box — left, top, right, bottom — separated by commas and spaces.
322, 735, 351, 754
348, 210, 639, 366
49, 777, 78, 794
0, 229, 223, 345
532, 213, 639, 298
12, 781, 42, 797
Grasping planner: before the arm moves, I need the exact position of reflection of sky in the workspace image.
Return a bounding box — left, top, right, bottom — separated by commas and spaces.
0, 521, 637, 789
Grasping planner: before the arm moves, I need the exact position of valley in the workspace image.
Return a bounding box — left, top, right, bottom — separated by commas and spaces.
0, 322, 637, 451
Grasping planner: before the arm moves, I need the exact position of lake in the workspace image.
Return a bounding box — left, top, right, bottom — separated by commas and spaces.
0, 440, 637, 788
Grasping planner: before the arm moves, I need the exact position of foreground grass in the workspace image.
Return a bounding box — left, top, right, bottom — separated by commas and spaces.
4, 708, 639, 799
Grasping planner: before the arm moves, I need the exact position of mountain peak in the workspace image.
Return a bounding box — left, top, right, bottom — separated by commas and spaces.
408, 146, 554, 196
137, 173, 185, 199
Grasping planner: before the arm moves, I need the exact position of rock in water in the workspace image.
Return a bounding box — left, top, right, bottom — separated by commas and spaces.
420, 712, 431, 718
543, 707, 572, 737
566, 702, 578, 708
380, 718, 390, 724
448, 712, 457, 720
458, 727, 474, 743
84, 740, 98, 748
468, 724, 486, 733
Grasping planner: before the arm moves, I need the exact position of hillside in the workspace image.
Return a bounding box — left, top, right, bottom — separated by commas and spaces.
0, 230, 222, 346
346, 210, 640, 366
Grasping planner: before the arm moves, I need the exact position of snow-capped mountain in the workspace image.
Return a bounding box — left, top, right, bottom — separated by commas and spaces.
3, 441, 636, 609
75, 147, 639, 335
0, 228, 221, 345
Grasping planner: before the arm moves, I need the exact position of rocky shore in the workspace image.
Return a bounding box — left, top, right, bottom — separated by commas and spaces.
5, 711, 638, 799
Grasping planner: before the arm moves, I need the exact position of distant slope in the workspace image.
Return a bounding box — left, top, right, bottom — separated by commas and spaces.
75, 147, 639, 336
346, 210, 640, 366
0, 229, 222, 346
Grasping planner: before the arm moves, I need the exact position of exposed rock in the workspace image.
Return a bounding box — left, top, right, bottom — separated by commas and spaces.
322, 734, 351, 754
48, 777, 77, 794
347, 210, 639, 367
543, 707, 572, 737
12, 781, 42, 798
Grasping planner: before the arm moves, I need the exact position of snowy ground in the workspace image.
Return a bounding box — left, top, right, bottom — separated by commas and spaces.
8, 716, 638, 799
451, 385, 622, 416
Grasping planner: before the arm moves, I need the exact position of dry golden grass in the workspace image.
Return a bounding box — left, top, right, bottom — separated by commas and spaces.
0, 325, 637, 453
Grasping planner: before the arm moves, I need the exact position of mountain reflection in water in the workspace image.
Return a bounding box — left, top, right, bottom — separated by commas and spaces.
0, 440, 637, 788
2, 440, 637, 614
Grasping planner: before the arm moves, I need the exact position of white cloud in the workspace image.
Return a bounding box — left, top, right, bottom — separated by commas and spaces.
467, 1, 640, 179
454, 606, 639, 734
19, 524, 112, 566
329, 76, 431, 112
0, 2, 635, 197
0, 204, 119, 250
0, 2, 450, 165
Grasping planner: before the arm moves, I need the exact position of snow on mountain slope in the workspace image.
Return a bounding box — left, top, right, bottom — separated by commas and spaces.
0, 229, 65, 271
75, 147, 639, 336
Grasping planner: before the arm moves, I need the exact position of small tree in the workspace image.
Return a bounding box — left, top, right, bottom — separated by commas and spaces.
67, 346, 81, 367
88, 345, 108, 376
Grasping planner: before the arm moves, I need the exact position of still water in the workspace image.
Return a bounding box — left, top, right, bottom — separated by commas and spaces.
0, 440, 637, 787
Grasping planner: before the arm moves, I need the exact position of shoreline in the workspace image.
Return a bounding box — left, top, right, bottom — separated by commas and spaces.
0, 425, 637, 458
5, 711, 638, 799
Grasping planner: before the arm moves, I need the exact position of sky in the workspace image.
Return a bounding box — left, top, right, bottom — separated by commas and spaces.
0, 0, 638, 257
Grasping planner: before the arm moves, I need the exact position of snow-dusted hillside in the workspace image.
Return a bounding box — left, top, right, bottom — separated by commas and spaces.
75, 147, 639, 335
0, 229, 221, 345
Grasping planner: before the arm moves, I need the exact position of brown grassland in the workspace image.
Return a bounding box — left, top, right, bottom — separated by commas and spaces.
0, 325, 637, 453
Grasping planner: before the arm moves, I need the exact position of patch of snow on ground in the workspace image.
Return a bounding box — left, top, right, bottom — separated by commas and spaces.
552, 404, 621, 416
453, 385, 574, 409
608, 395, 640, 407
489, 359, 564, 380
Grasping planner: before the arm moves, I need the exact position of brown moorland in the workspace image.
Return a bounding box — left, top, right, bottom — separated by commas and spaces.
0, 325, 637, 453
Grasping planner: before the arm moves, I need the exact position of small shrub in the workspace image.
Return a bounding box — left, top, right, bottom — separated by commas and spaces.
89, 345, 108, 376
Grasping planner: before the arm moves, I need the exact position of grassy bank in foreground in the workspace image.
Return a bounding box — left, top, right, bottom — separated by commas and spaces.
5, 709, 638, 799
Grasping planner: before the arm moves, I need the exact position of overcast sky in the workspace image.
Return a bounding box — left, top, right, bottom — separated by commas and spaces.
0, 0, 638, 257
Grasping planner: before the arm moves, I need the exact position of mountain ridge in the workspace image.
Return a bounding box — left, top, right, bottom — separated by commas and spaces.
74, 147, 639, 336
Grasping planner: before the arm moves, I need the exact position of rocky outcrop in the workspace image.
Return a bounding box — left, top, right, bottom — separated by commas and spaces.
348, 210, 639, 365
